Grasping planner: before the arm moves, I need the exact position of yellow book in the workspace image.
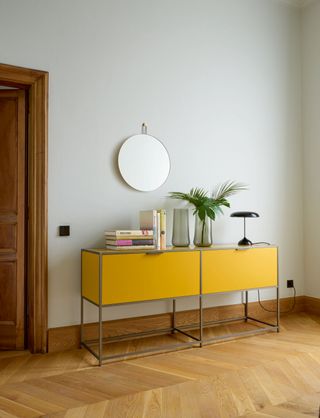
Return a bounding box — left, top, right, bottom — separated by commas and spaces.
158, 209, 167, 250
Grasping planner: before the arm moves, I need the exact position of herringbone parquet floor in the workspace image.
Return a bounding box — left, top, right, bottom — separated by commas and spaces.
0, 313, 319, 417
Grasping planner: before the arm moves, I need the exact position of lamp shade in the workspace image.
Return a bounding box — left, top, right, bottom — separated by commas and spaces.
230, 211, 259, 218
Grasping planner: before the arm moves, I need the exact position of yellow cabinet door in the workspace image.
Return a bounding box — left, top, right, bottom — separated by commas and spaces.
82, 251, 100, 304
202, 248, 277, 294
102, 251, 200, 304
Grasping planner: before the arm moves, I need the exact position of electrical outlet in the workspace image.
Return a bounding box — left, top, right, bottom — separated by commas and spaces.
287, 279, 294, 288
59, 225, 70, 236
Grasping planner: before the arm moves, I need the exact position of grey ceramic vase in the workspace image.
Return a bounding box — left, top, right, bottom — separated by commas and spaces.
172, 208, 190, 247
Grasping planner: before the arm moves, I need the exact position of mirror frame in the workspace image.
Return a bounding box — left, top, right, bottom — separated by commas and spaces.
118, 133, 171, 192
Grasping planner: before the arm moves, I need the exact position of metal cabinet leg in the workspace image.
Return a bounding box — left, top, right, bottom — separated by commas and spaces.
199, 295, 203, 347
99, 305, 103, 366
172, 299, 176, 333
199, 251, 203, 347
80, 297, 84, 347
99, 254, 103, 366
245, 291, 248, 321
80, 250, 84, 348
276, 287, 280, 332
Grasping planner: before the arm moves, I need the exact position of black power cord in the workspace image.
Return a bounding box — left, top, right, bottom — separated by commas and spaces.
241, 242, 295, 314
257, 286, 296, 314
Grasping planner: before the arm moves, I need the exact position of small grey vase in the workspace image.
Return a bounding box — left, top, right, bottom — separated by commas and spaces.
172, 208, 190, 247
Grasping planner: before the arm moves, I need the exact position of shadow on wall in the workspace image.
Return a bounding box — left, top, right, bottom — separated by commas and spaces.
111, 139, 130, 189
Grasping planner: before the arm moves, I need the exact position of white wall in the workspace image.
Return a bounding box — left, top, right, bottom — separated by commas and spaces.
0, 0, 303, 328
302, 0, 320, 297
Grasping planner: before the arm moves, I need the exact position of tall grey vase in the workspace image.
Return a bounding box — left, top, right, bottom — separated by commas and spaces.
172, 208, 190, 247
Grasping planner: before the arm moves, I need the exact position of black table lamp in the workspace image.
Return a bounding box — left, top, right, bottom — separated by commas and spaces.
230, 211, 259, 246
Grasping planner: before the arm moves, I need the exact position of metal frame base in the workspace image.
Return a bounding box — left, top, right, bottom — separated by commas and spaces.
80, 295, 202, 365
81, 339, 196, 363
200, 325, 278, 346
80, 322, 200, 364
80, 305, 279, 365
200, 316, 279, 345
200, 288, 279, 345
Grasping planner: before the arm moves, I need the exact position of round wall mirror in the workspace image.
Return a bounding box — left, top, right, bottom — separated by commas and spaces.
118, 133, 170, 192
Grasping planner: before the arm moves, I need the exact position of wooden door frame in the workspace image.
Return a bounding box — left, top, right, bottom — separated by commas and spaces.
0, 63, 48, 353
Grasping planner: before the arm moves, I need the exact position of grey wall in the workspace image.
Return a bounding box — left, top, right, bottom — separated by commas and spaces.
302, 1, 320, 298
0, 0, 303, 327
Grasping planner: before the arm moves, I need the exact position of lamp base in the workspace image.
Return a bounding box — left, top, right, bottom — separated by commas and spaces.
238, 237, 252, 246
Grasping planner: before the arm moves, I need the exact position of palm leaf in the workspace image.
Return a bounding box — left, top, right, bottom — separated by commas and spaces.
169, 181, 247, 222
213, 181, 247, 200
169, 188, 208, 208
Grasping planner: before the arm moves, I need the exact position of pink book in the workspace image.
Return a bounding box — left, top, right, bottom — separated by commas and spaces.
111, 240, 132, 246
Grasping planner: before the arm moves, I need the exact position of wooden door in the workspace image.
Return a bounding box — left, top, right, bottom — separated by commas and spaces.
0, 90, 26, 349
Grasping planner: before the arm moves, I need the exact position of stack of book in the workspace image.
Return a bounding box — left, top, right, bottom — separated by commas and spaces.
105, 209, 167, 251
105, 230, 155, 250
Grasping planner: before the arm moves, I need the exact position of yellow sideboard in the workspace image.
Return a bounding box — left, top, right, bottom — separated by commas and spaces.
81, 245, 279, 365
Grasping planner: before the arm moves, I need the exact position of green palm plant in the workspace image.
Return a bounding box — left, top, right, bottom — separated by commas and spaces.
169, 181, 247, 246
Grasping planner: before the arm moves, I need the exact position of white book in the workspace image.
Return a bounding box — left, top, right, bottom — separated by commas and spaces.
139, 210, 157, 247
104, 230, 153, 236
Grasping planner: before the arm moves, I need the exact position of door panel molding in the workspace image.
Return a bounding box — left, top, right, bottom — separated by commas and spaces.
0, 89, 25, 350
0, 63, 48, 353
